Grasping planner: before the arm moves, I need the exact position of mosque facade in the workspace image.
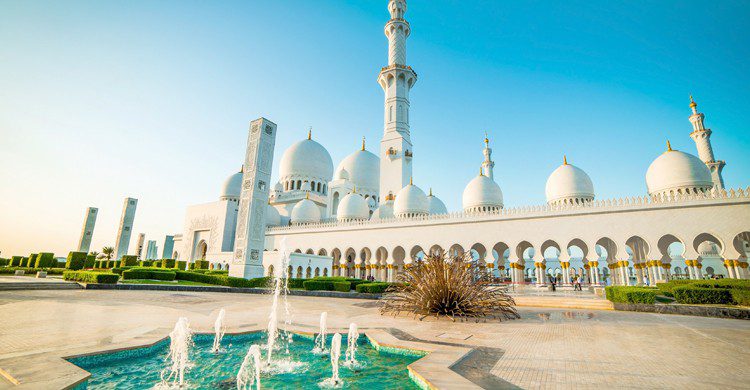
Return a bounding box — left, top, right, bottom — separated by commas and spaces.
170, 0, 750, 286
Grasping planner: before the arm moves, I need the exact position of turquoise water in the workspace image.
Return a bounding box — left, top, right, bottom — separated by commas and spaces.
68, 332, 423, 389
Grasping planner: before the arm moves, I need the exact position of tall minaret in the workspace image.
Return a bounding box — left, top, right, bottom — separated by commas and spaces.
378, 0, 417, 201
688, 96, 725, 189
482, 132, 495, 180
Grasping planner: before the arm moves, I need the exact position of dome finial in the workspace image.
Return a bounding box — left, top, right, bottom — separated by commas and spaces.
484, 131, 489, 146
409, 176, 413, 186
666, 140, 673, 151
563, 155, 568, 165
305, 191, 310, 200
479, 166, 484, 176
352, 185, 357, 194
429, 187, 433, 196
307, 127, 312, 140
361, 136, 366, 151
240, 164, 244, 173
689, 95, 697, 108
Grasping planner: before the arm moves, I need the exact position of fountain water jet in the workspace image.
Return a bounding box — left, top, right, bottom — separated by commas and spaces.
212, 308, 226, 353
160, 317, 193, 388
344, 323, 359, 367
313, 312, 328, 354
326, 333, 343, 387
236, 345, 261, 390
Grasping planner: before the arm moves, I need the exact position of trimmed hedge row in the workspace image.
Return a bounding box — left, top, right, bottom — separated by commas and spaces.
605, 286, 657, 304
173, 271, 269, 288
0, 267, 66, 275
333, 281, 351, 292
120, 255, 138, 267
656, 280, 696, 297
302, 277, 367, 292
122, 269, 176, 281
63, 271, 119, 284
355, 283, 392, 294
35, 252, 55, 268
66, 251, 87, 270
673, 286, 733, 305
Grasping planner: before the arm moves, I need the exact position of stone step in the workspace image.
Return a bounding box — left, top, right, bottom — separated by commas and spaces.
512, 296, 614, 310
0, 283, 81, 291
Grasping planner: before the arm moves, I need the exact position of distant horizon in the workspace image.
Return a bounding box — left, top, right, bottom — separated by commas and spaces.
1, 0, 748, 257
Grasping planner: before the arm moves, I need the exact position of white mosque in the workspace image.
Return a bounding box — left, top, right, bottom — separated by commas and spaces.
170, 0, 750, 287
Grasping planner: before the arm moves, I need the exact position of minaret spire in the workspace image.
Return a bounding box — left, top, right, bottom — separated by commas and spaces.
688, 96, 725, 189
379, 0, 417, 202
481, 132, 495, 180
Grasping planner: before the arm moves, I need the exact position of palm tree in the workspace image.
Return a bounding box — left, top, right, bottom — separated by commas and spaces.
101, 247, 114, 260
89, 251, 100, 258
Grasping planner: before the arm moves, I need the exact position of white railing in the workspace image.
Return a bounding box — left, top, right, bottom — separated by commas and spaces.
266, 186, 750, 233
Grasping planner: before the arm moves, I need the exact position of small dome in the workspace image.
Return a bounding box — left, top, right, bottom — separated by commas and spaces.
371, 202, 394, 220
265, 204, 281, 227
334, 167, 350, 181
393, 181, 429, 218
697, 241, 719, 256
279, 135, 334, 184
646, 145, 712, 196
426, 189, 448, 215
290, 198, 321, 224
220, 170, 243, 200
545, 159, 595, 205
462, 173, 503, 212
336, 192, 370, 221
335, 148, 380, 192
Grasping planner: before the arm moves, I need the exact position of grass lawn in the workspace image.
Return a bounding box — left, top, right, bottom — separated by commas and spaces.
120, 279, 216, 286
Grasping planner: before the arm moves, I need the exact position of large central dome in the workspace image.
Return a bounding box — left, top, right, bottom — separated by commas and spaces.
646, 143, 713, 196
545, 158, 595, 206
462, 173, 503, 213
279, 135, 334, 184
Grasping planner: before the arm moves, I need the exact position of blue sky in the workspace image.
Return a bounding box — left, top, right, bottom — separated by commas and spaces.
1, 0, 748, 257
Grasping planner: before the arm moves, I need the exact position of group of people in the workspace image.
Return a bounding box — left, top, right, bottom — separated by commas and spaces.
547, 275, 584, 291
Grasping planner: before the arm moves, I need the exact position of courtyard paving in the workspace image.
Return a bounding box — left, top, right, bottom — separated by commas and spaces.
0, 289, 748, 389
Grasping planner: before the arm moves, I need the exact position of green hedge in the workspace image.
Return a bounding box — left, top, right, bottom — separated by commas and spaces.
175, 261, 187, 270
0, 258, 8, 267
303, 280, 334, 291
194, 260, 209, 270
162, 259, 176, 268
63, 271, 119, 284
20, 257, 29, 267
173, 271, 269, 288
605, 286, 657, 304
34, 252, 55, 268
139, 260, 153, 267
28, 254, 38, 268
673, 286, 733, 305
122, 269, 176, 281
690, 279, 750, 290
731, 290, 750, 306
355, 282, 392, 294
333, 281, 351, 292
84, 255, 96, 268
656, 280, 696, 297
66, 251, 87, 270
0, 267, 65, 275
120, 255, 138, 267
10, 256, 22, 267
288, 278, 306, 289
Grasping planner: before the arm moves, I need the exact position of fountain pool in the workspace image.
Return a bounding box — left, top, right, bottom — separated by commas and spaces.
67, 331, 424, 389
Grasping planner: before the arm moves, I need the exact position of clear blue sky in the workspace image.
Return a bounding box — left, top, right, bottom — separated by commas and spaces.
1, 0, 748, 257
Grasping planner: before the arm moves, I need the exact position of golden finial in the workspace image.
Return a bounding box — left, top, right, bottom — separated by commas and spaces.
563, 155, 568, 165
240, 164, 244, 173
305, 191, 310, 199
352, 185, 357, 194
689, 95, 697, 108
479, 167, 484, 176
666, 140, 673, 151
409, 176, 413, 185
484, 131, 489, 146
429, 187, 433, 196
361, 136, 366, 151
307, 127, 312, 140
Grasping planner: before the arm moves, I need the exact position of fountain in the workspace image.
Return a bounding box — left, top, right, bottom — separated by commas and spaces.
344, 323, 359, 367
212, 308, 226, 353
322, 333, 343, 387
236, 345, 261, 390
160, 317, 193, 388
313, 312, 328, 354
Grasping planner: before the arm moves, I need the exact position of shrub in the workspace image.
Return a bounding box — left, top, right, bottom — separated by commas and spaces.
139, 260, 153, 267
66, 251, 87, 270
162, 259, 176, 268
656, 280, 696, 297
194, 260, 209, 270
356, 282, 392, 294
122, 269, 176, 281
120, 255, 138, 267
35, 252, 55, 268
63, 271, 119, 284
175, 261, 187, 270
303, 280, 334, 291
673, 286, 733, 305
605, 286, 657, 304
288, 278, 306, 289
0, 258, 8, 267
28, 254, 38, 268
84, 255, 96, 269
173, 271, 268, 288
10, 256, 22, 267
691, 279, 750, 290
731, 290, 750, 306
333, 281, 351, 292
20, 257, 29, 267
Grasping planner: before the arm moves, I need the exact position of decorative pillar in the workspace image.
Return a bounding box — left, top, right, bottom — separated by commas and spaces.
534, 262, 546, 286
662, 263, 671, 282
724, 260, 736, 279
588, 261, 599, 285
635, 264, 644, 286
387, 264, 394, 282
695, 261, 703, 279
738, 261, 749, 279
619, 261, 630, 286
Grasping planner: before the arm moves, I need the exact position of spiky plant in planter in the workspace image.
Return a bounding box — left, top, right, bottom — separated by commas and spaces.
380, 252, 519, 322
